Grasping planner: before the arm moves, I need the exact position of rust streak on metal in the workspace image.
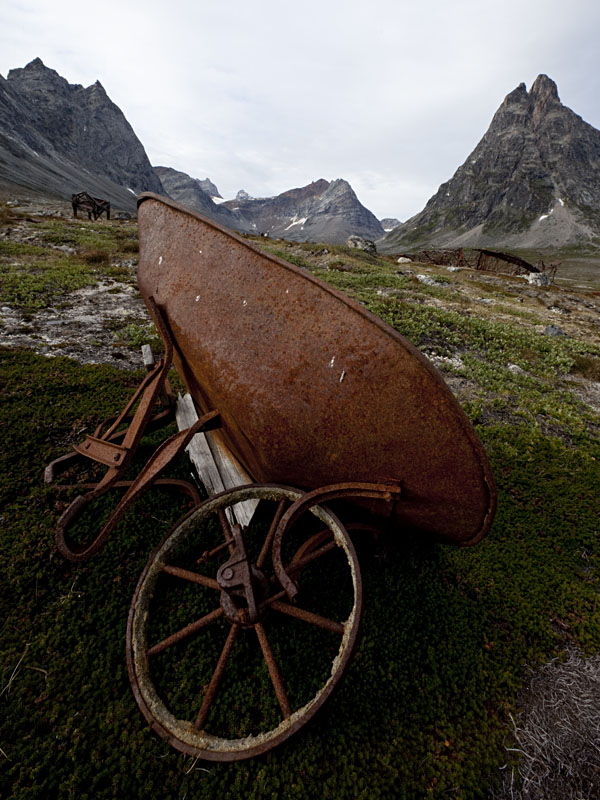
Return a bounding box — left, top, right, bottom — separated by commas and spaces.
217, 508, 235, 554
196, 537, 234, 565
217, 523, 260, 624
137, 193, 497, 549
272, 482, 401, 599
256, 499, 287, 569
288, 541, 337, 574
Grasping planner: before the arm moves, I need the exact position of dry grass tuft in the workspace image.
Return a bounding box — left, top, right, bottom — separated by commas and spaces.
492, 648, 600, 799
80, 248, 111, 265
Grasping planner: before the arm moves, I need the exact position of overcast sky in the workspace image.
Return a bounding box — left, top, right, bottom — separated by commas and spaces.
1, 0, 599, 220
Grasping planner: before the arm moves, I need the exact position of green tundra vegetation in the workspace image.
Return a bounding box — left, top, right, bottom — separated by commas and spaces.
1, 208, 599, 798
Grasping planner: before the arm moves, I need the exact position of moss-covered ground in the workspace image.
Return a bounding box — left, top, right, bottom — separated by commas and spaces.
0, 213, 137, 313
1, 213, 599, 798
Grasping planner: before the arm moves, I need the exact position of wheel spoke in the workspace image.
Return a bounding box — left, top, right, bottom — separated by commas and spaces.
147, 607, 223, 656
217, 508, 235, 553
289, 528, 333, 565
269, 600, 344, 635
196, 537, 233, 566
193, 623, 240, 730
161, 564, 219, 591
256, 499, 287, 569
254, 622, 292, 719
288, 540, 337, 575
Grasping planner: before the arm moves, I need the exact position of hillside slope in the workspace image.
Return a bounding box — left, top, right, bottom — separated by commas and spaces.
0, 58, 163, 210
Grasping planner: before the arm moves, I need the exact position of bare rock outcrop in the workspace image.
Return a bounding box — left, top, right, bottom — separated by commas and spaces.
0, 58, 163, 210
381, 75, 600, 252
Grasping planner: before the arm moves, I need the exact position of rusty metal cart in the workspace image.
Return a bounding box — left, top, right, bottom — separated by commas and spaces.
47, 193, 496, 761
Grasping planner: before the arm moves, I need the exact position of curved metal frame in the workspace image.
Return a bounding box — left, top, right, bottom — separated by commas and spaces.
126, 484, 363, 761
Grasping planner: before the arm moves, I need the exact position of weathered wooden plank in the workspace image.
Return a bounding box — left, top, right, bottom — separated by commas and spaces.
141, 344, 155, 370
175, 393, 258, 527
175, 393, 225, 496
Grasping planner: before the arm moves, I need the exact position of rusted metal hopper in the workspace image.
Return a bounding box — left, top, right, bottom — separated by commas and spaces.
125, 192, 497, 762
136, 193, 495, 545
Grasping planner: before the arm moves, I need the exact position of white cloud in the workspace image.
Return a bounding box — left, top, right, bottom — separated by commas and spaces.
1, 0, 600, 220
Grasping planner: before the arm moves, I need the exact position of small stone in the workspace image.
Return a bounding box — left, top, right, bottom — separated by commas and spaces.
346, 235, 376, 253
397, 256, 412, 264
527, 272, 551, 286
545, 324, 567, 337
416, 274, 448, 287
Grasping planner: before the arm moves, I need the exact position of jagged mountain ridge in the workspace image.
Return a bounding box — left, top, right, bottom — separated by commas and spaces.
1, 59, 386, 241
381, 217, 402, 232
381, 75, 600, 252
154, 166, 250, 232
0, 58, 162, 209
157, 167, 385, 243
221, 178, 385, 243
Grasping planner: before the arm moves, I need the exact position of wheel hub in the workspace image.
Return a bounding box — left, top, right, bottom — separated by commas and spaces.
219, 564, 270, 627
216, 522, 269, 626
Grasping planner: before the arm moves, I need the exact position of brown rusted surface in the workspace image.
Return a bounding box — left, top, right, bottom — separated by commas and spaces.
272, 482, 402, 599
193, 623, 240, 730
254, 621, 292, 718
147, 607, 224, 657
397, 248, 468, 267
137, 193, 496, 545
269, 600, 345, 635
47, 298, 220, 561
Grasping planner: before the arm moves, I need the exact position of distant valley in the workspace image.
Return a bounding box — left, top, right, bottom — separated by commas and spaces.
0, 59, 385, 245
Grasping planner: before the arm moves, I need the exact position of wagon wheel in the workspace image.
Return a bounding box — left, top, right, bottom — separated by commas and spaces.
126, 484, 362, 761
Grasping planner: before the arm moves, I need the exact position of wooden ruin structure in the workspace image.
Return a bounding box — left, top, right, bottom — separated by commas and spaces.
72, 191, 111, 220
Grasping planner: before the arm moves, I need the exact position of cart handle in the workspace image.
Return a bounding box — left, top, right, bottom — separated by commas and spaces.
55, 411, 221, 561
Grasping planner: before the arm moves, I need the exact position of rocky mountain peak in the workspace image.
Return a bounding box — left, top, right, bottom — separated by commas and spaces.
279, 179, 330, 204
217, 178, 383, 243
9, 56, 50, 77
530, 73, 559, 104
154, 166, 247, 231
381, 75, 600, 252
90, 80, 107, 95
0, 58, 163, 208
25, 56, 44, 69
503, 82, 528, 108
326, 178, 352, 196
7, 58, 74, 103
381, 217, 401, 232
197, 177, 221, 198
